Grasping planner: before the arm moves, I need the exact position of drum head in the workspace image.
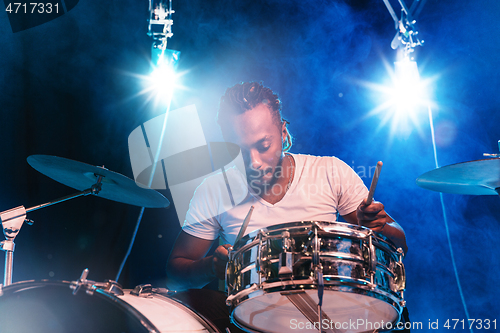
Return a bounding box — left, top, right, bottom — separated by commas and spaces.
233, 290, 398, 332
0, 281, 219, 333
0, 281, 150, 333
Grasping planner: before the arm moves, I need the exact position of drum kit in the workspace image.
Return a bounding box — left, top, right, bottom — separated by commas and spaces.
0, 145, 498, 332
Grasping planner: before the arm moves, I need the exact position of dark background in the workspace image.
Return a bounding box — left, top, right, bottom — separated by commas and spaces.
1, 0, 499, 331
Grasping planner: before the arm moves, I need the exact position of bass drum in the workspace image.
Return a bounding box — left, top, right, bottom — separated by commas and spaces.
0, 280, 220, 333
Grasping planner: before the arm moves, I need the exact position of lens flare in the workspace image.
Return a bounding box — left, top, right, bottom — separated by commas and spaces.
145, 47, 181, 106
116, 47, 186, 111
148, 61, 178, 101
361, 57, 437, 138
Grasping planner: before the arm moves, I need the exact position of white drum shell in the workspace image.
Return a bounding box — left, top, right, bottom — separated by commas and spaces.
119, 291, 217, 332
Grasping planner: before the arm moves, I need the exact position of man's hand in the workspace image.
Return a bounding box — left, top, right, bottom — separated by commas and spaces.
356, 198, 394, 233
344, 200, 407, 254
212, 244, 231, 280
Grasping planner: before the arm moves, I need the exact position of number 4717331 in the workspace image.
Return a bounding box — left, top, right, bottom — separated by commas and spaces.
5, 3, 59, 14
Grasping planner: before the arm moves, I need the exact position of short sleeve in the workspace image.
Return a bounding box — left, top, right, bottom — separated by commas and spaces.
334, 158, 369, 216
182, 180, 221, 241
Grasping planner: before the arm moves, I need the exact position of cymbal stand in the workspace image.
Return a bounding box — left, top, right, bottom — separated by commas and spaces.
484, 140, 500, 197
0, 175, 103, 286
483, 140, 500, 158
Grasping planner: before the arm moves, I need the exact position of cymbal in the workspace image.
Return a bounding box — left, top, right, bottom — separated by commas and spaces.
27, 155, 170, 208
416, 158, 500, 195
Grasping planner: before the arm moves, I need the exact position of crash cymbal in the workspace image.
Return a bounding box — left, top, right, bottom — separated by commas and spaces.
27, 155, 170, 208
416, 158, 500, 195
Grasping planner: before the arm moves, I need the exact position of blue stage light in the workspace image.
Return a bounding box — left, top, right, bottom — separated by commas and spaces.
140, 47, 181, 108
392, 59, 425, 116
149, 48, 181, 100
362, 57, 436, 137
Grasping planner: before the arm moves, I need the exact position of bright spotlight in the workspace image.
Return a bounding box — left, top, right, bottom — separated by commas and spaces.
392, 59, 426, 116
150, 63, 176, 94
146, 47, 181, 106
151, 48, 180, 92
361, 57, 435, 137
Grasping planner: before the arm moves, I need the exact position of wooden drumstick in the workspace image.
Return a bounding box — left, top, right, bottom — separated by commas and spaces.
366, 161, 383, 204
234, 205, 254, 245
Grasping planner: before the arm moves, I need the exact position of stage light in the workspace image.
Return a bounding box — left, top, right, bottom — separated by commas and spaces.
144, 0, 180, 107
116, 0, 180, 283
362, 57, 434, 137
147, 47, 181, 105
377, 0, 472, 327
392, 59, 425, 116
150, 64, 176, 95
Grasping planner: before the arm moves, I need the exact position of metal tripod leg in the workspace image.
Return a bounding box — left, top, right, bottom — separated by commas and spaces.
3, 242, 14, 285
0, 206, 26, 286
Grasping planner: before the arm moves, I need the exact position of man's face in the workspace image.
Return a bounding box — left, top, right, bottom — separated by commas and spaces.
221, 103, 285, 189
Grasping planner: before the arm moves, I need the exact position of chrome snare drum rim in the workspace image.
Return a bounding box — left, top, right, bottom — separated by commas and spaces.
226, 221, 406, 333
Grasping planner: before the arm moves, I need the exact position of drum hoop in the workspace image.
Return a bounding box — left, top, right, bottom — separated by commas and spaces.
236, 221, 399, 253
1, 280, 70, 294
229, 277, 403, 310
0, 280, 161, 332
1, 281, 221, 333
95, 289, 160, 332
229, 283, 403, 333
145, 291, 221, 333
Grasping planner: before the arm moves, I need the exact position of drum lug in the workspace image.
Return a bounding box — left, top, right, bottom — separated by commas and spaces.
131, 284, 153, 297
225, 260, 235, 294
70, 268, 90, 295
394, 247, 406, 303
102, 280, 124, 296
278, 231, 294, 276
278, 252, 294, 276
255, 230, 267, 283
311, 223, 321, 267
362, 233, 377, 287
281, 231, 293, 252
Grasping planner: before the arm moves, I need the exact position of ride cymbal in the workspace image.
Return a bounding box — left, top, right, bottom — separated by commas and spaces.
416, 158, 500, 195
27, 155, 169, 208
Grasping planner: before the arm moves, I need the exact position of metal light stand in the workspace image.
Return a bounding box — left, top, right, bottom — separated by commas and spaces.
0, 175, 104, 286
382, 0, 426, 58
148, 0, 174, 57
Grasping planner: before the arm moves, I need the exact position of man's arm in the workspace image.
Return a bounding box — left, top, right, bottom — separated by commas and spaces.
343, 199, 408, 254
166, 231, 230, 291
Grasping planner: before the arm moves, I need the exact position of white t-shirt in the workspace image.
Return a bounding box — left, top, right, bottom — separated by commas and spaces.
182, 153, 368, 245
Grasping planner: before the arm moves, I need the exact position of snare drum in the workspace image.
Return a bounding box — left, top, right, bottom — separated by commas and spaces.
0, 280, 220, 333
226, 221, 406, 333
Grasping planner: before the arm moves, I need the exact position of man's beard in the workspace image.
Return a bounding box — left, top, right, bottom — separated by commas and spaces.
246, 155, 285, 190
